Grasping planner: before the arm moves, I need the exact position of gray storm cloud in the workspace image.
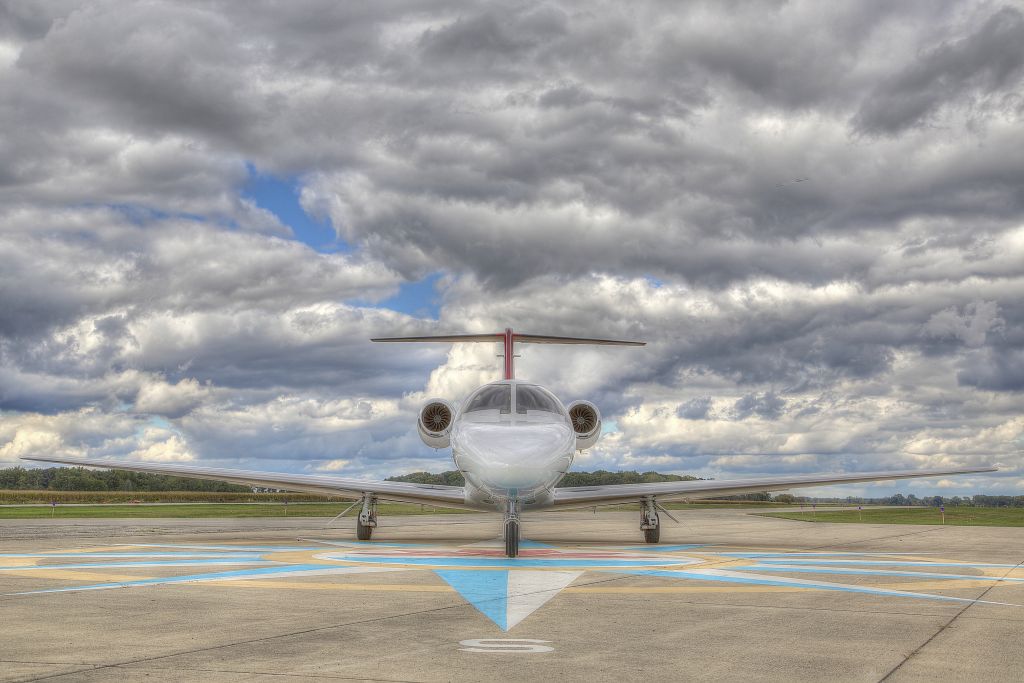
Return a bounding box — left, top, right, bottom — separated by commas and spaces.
0, 0, 1021, 492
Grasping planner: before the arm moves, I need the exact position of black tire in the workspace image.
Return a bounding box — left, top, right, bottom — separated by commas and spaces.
643, 525, 660, 544
356, 518, 373, 541
505, 521, 519, 558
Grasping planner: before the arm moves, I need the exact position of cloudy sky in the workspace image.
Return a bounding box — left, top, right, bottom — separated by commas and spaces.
1, 0, 1022, 496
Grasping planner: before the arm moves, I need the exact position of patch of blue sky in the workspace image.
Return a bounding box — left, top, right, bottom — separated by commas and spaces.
601, 420, 619, 434
644, 275, 664, 288
242, 165, 342, 253
375, 272, 444, 320
147, 416, 174, 430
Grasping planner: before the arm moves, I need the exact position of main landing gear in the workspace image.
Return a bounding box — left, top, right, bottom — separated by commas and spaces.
504, 500, 520, 558
356, 493, 377, 541
641, 496, 660, 544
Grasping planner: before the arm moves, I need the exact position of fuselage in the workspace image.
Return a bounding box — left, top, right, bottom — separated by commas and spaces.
450, 380, 576, 511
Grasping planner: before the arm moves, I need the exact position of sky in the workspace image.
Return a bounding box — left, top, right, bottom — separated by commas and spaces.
1, 0, 1022, 497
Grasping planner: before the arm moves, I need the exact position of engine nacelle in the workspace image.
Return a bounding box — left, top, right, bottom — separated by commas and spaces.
566, 400, 601, 451
418, 398, 455, 449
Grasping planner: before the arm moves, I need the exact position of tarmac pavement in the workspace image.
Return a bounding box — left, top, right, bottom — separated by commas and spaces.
2, 509, 1022, 682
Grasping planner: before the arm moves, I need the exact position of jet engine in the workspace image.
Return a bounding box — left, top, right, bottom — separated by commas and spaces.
418, 398, 455, 449
566, 400, 601, 450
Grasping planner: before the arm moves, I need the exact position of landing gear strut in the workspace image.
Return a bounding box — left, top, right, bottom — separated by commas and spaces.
641, 496, 660, 544
503, 500, 520, 558
356, 493, 377, 541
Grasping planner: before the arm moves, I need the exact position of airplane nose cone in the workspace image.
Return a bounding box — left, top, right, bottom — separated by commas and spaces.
454, 421, 575, 491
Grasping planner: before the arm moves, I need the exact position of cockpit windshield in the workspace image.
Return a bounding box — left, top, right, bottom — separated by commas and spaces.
515, 384, 563, 415
464, 384, 512, 413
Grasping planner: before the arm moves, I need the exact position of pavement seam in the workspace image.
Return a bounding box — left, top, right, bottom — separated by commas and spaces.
104, 665, 426, 682
876, 557, 1024, 682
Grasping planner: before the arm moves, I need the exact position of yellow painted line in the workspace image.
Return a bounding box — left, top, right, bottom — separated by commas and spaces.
6, 570, 161, 583
204, 581, 454, 592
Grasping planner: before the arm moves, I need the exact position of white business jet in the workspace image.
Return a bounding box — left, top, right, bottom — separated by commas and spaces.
27, 329, 995, 557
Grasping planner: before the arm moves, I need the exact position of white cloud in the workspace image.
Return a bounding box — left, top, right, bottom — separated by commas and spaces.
0, 0, 1022, 495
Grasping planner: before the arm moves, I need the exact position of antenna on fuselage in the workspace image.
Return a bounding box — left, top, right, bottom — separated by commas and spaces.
371, 328, 645, 380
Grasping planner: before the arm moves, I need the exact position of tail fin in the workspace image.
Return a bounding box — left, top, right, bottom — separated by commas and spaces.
371, 328, 645, 379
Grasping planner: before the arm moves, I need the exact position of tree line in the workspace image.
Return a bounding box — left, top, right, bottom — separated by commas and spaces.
0, 467, 250, 492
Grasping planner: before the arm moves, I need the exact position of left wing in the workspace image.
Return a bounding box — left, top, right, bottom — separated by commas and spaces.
21, 456, 471, 509
553, 466, 997, 508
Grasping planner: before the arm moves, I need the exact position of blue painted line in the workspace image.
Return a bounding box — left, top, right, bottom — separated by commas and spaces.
435, 570, 509, 630
622, 545, 706, 552
7, 563, 345, 595
720, 552, 918, 558
125, 544, 323, 552
303, 541, 431, 548
606, 569, 997, 604
0, 553, 263, 560
740, 565, 1024, 582
334, 556, 680, 568
0, 560, 279, 571
518, 540, 555, 549
753, 559, 1020, 568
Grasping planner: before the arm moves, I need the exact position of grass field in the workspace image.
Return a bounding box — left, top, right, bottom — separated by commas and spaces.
761, 506, 1024, 527
0, 490, 339, 505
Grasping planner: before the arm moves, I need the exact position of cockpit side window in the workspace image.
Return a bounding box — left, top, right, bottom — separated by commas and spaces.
465, 385, 512, 413
515, 385, 563, 414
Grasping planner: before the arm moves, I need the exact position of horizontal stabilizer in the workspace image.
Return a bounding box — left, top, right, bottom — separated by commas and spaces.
513, 334, 645, 346
372, 333, 644, 346
371, 334, 506, 343
372, 329, 644, 379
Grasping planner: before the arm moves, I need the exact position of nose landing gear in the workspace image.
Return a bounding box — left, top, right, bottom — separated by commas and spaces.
641, 496, 660, 544
356, 493, 377, 541
503, 500, 520, 558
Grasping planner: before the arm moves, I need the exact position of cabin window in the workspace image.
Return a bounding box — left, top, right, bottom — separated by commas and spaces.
465, 385, 512, 413
515, 384, 562, 414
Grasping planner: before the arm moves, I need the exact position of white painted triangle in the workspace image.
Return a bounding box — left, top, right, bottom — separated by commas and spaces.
505, 571, 582, 629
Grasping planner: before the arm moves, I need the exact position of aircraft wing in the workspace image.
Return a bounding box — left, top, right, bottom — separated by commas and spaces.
552, 466, 997, 508
21, 456, 470, 509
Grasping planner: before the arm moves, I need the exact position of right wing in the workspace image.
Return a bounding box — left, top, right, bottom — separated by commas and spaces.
22, 456, 471, 509
552, 466, 997, 508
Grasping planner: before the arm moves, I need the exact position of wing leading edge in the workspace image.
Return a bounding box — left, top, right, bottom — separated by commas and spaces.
552, 466, 997, 508
21, 456, 470, 509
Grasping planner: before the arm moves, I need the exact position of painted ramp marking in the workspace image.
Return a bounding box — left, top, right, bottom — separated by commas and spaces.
434, 569, 582, 630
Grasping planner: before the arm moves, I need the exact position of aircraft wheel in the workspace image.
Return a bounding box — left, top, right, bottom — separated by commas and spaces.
643, 525, 660, 544
505, 520, 519, 558
356, 517, 373, 541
